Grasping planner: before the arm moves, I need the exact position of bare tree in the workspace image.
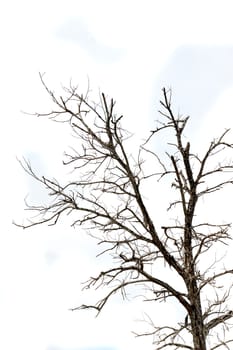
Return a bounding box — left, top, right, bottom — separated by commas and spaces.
17, 74, 233, 350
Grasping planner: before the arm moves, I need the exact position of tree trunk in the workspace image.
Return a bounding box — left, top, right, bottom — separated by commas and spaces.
188, 278, 207, 350
190, 306, 207, 350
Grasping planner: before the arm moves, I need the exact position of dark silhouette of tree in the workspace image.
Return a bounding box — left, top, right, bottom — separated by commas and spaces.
17, 74, 233, 350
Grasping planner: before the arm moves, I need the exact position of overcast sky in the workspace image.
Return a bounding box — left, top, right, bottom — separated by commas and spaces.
2, 1, 233, 349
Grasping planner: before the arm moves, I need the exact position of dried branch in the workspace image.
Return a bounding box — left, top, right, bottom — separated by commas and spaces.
17, 80, 233, 350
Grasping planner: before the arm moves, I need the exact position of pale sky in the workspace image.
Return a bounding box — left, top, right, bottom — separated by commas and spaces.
2, 1, 233, 349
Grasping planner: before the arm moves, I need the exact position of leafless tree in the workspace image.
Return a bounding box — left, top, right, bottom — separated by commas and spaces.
17, 74, 233, 350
